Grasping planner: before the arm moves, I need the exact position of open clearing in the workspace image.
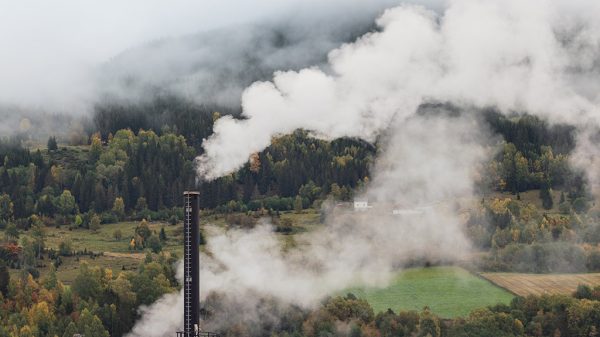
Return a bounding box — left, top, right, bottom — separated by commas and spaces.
480, 272, 600, 297
2, 211, 321, 284
346, 266, 514, 318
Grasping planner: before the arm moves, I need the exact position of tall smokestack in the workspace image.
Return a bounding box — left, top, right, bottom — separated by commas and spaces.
182, 191, 200, 336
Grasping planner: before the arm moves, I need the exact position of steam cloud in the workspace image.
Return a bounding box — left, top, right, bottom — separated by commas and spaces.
130, 113, 488, 336
129, 0, 600, 335
197, 0, 600, 179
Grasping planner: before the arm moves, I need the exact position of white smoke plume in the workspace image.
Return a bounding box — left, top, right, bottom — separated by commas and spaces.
197, 0, 600, 180
128, 113, 489, 336
131, 0, 600, 335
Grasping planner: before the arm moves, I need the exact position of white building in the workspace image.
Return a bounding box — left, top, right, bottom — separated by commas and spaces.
353, 198, 372, 212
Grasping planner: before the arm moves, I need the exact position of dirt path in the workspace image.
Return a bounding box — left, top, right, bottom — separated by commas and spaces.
103, 252, 146, 260
480, 272, 600, 296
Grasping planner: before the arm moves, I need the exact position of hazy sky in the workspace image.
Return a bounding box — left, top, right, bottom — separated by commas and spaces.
0, 0, 295, 110
0, 0, 442, 112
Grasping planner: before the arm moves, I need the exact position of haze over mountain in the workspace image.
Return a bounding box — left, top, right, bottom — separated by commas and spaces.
0, 0, 411, 115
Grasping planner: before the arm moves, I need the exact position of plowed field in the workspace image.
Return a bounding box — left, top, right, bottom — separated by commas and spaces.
480, 272, 600, 296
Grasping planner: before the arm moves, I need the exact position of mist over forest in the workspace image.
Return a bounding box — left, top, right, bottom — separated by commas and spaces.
1, 1, 600, 337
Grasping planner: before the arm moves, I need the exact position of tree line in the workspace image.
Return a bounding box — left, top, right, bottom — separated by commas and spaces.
203, 290, 600, 337
1, 259, 597, 337
0, 127, 374, 231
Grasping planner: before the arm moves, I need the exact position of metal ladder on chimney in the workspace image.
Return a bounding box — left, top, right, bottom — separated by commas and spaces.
177, 192, 219, 337
184, 193, 193, 337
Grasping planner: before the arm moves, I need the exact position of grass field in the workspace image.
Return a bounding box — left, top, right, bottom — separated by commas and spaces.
2, 210, 322, 284
346, 266, 514, 318
480, 272, 600, 297
5, 220, 182, 283
8, 253, 143, 285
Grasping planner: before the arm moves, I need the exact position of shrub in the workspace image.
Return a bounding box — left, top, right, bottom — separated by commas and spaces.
225, 214, 256, 228
247, 200, 262, 211
558, 202, 571, 214
147, 235, 162, 253
275, 217, 294, 234
262, 197, 294, 211
586, 250, 600, 271
573, 284, 592, 299
89, 214, 101, 232
26, 267, 40, 279
572, 198, 589, 214
485, 242, 587, 273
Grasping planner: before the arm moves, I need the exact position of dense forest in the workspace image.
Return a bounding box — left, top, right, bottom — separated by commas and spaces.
1, 261, 599, 337
92, 97, 222, 151
0, 129, 373, 230
0, 253, 178, 337
0, 106, 588, 224
1, 105, 600, 337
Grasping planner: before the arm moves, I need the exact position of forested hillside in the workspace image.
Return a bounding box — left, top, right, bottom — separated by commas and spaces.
0, 109, 589, 226
0, 127, 373, 228
1, 109, 600, 337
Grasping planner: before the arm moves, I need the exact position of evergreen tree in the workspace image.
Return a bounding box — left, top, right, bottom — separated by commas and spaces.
46, 136, 58, 151
147, 235, 162, 253
30, 218, 46, 260
540, 185, 553, 210
4, 222, 19, 242
61, 322, 78, 337
0, 261, 9, 296
0, 194, 13, 227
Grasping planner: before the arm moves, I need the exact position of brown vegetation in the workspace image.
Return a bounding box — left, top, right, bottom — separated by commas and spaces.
480, 272, 600, 296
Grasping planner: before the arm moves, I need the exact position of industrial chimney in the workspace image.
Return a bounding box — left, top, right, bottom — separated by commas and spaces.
177, 192, 219, 337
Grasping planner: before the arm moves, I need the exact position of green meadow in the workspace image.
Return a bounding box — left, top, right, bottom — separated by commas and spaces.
347, 266, 514, 318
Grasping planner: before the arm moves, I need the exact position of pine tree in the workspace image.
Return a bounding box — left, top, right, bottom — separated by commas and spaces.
0, 261, 9, 296
540, 185, 553, 210
62, 321, 78, 337
46, 136, 58, 151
